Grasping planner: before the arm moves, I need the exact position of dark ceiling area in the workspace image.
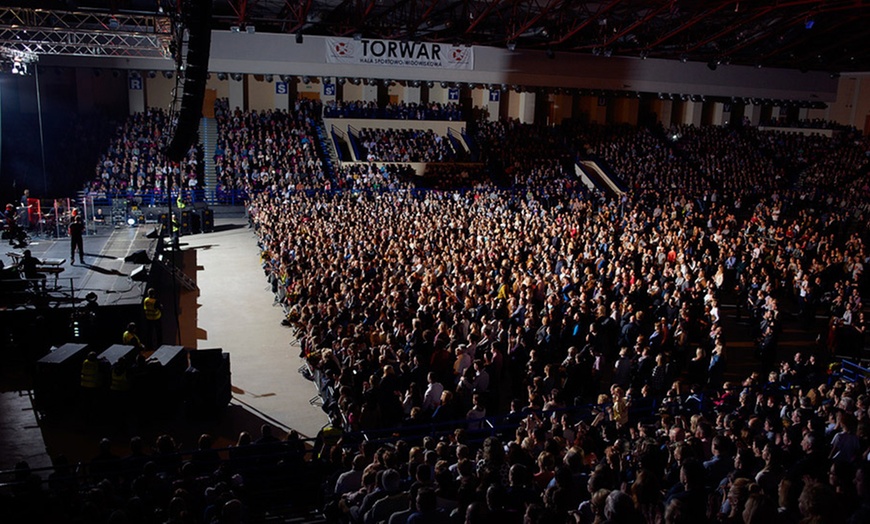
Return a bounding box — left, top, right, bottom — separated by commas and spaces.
9, 0, 870, 73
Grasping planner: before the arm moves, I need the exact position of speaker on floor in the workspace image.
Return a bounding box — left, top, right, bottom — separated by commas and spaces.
201, 208, 214, 233
130, 266, 149, 282
145, 227, 160, 239
125, 250, 151, 264
165, 0, 212, 162
180, 210, 192, 235
190, 209, 202, 234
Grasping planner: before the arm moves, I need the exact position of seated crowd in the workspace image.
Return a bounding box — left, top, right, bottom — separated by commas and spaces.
49, 96, 868, 524
85, 108, 203, 197
324, 101, 463, 121
213, 98, 326, 200
251, 113, 867, 523
357, 128, 458, 162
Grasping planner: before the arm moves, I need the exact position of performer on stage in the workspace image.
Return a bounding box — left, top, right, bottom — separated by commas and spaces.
4, 203, 27, 248
69, 215, 85, 265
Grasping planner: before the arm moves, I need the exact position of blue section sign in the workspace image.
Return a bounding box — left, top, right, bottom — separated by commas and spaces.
489, 90, 500, 103
129, 77, 143, 90
448, 87, 460, 101
324, 83, 336, 96
276, 82, 288, 95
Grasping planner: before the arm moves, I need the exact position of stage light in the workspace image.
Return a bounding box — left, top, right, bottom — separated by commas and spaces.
264, 74, 274, 82
507, 41, 516, 51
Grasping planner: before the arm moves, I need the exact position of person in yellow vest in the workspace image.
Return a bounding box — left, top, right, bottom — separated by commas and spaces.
80, 351, 104, 416
142, 288, 163, 350
170, 213, 180, 248
81, 351, 102, 390
108, 355, 133, 418
123, 322, 145, 353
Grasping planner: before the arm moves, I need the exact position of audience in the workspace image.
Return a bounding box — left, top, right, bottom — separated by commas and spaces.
9, 96, 870, 524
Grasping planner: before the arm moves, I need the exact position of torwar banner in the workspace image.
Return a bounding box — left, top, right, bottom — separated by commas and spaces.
326, 37, 474, 70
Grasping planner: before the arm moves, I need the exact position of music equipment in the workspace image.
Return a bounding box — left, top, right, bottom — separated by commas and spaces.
98, 344, 137, 366
144, 345, 188, 416
190, 209, 202, 234
187, 348, 231, 415
166, 0, 212, 161
200, 208, 214, 233
130, 265, 149, 282
125, 250, 151, 264
34, 343, 90, 412
180, 210, 192, 235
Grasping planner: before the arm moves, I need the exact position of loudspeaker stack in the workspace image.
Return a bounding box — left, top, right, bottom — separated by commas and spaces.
165, 0, 212, 162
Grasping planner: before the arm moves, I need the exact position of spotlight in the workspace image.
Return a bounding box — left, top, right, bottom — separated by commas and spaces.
707, 60, 717, 71
148, 70, 156, 78
230, 25, 241, 33
217, 72, 227, 80
245, 26, 256, 34
507, 41, 516, 51
680, 54, 688, 63
162, 70, 173, 79
353, 33, 363, 41
603, 48, 612, 57
441, 81, 449, 88
231, 73, 243, 81
279, 74, 291, 83
264, 74, 274, 82
302, 76, 311, 83
640, 50, 648, 60
337, 77, 346, 85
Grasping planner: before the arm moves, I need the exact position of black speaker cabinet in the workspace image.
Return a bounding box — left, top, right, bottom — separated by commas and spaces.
201, 208, 214, 233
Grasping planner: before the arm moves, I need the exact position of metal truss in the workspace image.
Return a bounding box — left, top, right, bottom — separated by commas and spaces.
0, 7, 173, 59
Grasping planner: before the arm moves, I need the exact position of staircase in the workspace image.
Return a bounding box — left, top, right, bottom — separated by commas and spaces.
200, 117, 219, 204
313, 124, 339, 180
157, 258, 198, 291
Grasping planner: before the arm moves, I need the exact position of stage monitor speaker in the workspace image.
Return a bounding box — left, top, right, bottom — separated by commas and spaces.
201, 208, 214, 233
165, 0, 212, 161
130, 265, 149, 282
98, 344, 137, 367
125, 250, 151, 264
145, 227, 160, 239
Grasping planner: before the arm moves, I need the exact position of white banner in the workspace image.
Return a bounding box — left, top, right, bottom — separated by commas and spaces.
326, 37, 473, 70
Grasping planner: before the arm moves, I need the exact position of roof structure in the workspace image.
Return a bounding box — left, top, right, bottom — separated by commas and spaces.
4, 1, 870, 73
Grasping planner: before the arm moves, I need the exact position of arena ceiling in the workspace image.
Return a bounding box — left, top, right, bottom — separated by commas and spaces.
5, 1, 870, 73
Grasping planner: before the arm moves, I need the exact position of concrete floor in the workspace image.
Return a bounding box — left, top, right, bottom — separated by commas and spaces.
185, 217, 328, 439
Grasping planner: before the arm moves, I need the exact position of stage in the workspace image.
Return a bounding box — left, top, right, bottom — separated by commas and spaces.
1, 222, 157, 310
0, 211, 331, 471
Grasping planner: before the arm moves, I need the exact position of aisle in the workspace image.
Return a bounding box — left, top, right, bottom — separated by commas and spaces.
185, 217, 327, 438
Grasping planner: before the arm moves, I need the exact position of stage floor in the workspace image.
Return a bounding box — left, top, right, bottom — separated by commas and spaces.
1, 223, 155, 308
